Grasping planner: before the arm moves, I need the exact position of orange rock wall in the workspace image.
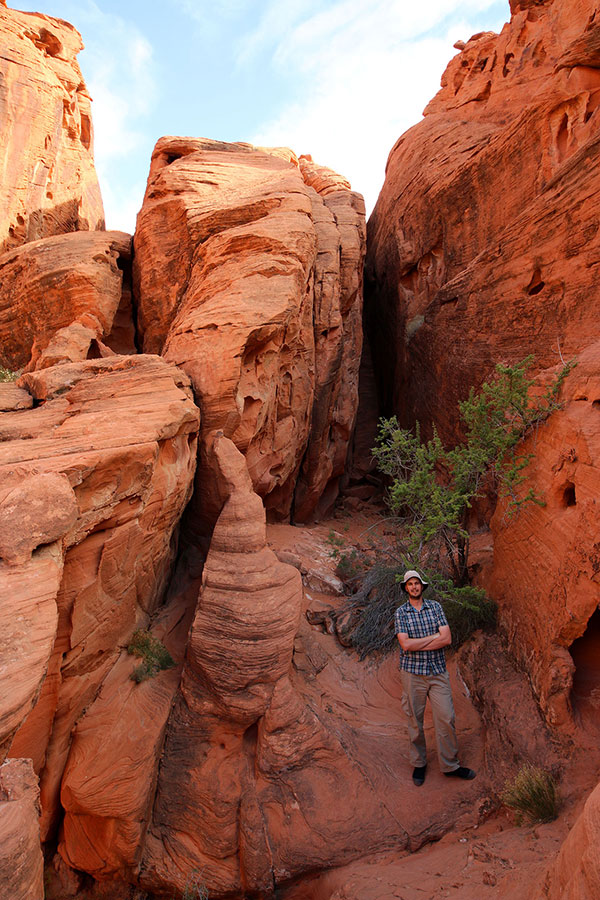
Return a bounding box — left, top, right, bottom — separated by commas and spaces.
134, 137, 365, 525
365, 0, 600, 727
2, 356, 199, 840
0, 5, 104, 254
366, 0, 600, 439
0, 231, 134, 372
538, 779, 600, 900
0, 759, 44, 900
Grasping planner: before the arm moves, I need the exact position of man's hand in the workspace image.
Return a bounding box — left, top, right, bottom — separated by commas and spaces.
397, 624, 452, 652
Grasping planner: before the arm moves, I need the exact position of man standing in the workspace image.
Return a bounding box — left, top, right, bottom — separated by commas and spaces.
395, 570, 476, 786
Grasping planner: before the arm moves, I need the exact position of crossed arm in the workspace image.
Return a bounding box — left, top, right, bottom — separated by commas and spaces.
397, 624, 452, 652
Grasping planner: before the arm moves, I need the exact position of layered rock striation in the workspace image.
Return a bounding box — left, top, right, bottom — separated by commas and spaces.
134, 137, 365, 525
2, 356, 199, 840
0, 231, 134, 372
0, 4, 104, 253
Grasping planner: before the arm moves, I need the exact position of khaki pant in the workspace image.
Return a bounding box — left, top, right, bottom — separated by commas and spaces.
400, 669, 459, 772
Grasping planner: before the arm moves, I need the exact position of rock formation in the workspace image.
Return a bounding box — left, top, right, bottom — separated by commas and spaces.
133, 137, 365, 525
1, 355, 199, 843
0, 231, 134, 372
0, 4, 104, 254
539, 779, 600, 900
366, 0, 600, 442
0, 759, 44, 900
365, 0, 600, 729
57, 442, 485, 896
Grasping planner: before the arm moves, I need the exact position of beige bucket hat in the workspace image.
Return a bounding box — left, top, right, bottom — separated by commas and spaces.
400, 570, 429, 592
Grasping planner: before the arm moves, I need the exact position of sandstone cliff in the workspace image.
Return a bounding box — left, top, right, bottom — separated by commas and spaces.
365, 0, 600, 731
0, 4, 104, 253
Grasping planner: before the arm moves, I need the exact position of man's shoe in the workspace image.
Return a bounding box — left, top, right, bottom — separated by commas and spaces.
444, 766, 476, 780
412, 765, 427, 786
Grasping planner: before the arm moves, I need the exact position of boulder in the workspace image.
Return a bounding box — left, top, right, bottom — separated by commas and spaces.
133, 137, 365, 526
0, 231, 134, 372
0, 5, 104, 254
538, 779, 600, 900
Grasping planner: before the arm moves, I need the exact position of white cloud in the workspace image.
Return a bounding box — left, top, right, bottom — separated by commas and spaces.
248, 0, 508, 213
72, 2, 157, 231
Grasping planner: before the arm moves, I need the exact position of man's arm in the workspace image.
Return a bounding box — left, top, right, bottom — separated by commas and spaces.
397, 624, 452, 652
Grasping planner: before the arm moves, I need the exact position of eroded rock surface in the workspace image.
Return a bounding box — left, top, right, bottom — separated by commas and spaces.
2, 356, 199, 840
366, 0, 600, 441
365, 0, 600, 732
487, 345, 600, 729
0, 231, 134, 372
0, 759, 44, 900
134, 137, 365, 525
0, 4, 104, 254
539, 779, 600, 900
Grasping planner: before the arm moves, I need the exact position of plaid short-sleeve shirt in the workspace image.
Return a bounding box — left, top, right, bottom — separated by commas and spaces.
394, 598, 448, 675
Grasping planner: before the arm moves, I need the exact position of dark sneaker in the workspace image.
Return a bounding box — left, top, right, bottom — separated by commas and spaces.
412, 765, 427, 786
444, 766, 476, 780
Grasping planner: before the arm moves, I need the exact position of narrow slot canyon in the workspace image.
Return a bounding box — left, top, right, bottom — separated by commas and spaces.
570, 607, 600, 724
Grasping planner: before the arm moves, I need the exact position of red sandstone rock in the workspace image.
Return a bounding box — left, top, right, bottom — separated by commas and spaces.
133, 137, 365, 524
365, 0, 600, 732
0, 4, 104, 254
539, 779, 600, 900
0, 383, 32, 410
0, 759, 44, 900
486, 345, 600, 729
131, 455, 487, 896
0, 231, 133, 372
2, 356, 199, 838
366, 0, 600, 441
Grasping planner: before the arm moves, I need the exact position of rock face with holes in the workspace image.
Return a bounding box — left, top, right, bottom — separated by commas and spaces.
365, 0, 600, 730
366, 0, 600, 442
0, 4, 104, 254
1, 356, 199, 842
486, 344, 600, 729
0, 231, 134, 372
133, 138, 365, 526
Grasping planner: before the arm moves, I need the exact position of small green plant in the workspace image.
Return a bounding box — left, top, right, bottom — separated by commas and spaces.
501, 765, 560, 825
127, 629, 175, 683
0, 365, 18, 382
172, 869, 208, 900
325, 529, 368, 582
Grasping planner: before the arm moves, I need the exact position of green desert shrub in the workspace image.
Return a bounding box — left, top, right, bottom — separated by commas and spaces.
127, 629, 175, 683
501, 764, 560, 825
373, 356, 574, 586
0, 366, 18, 382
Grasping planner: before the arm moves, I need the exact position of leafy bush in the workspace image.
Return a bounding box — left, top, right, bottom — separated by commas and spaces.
373, 357, 574, 585
0, 366, 18, 382
127, 630, 174, 683
501, 765, 560, 825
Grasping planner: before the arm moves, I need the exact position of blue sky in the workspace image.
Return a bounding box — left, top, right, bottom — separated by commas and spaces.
11, 0, 510, 232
